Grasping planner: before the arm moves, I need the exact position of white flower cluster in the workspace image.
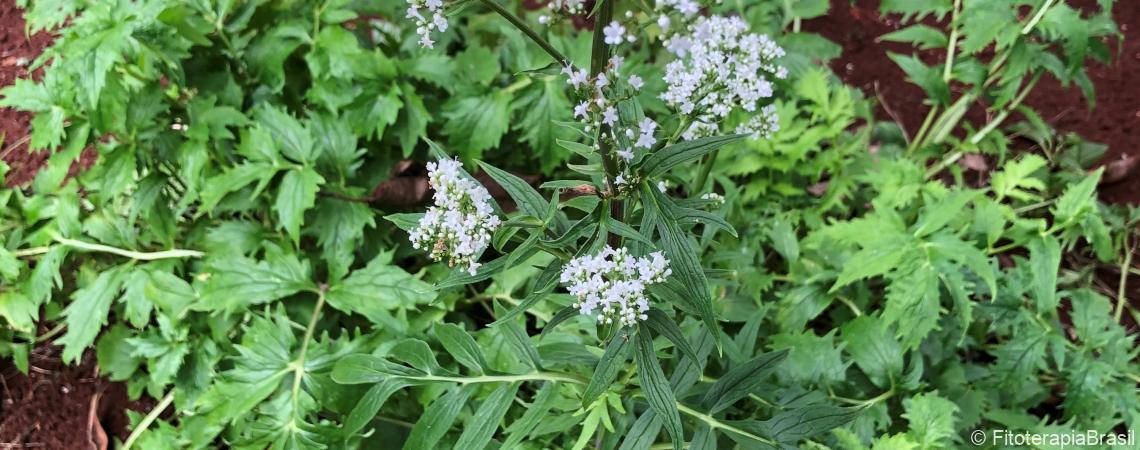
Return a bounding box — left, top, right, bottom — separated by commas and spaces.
562, 56, 658, 188
538, 0, 587, 25
659, 14, 786, 140
410, 159, 501, 275
406, 0, 448, 48
560, 247, 672, 327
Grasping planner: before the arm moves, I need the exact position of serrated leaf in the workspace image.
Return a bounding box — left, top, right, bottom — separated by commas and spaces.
643, 309, 700, 370
325, 253, 434, 326
443, 91, 512, 161
275, 167, 325, 244
841, 316, 903, 389
1028, 235, 1061, 311
200, 253, 315, 311
879, 25, 949, 50
56, 267, 127, 363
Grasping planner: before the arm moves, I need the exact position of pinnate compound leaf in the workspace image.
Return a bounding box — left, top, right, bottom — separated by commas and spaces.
57, 267, 127, 363
325, 252, 434, 325
634, 329, 684, 450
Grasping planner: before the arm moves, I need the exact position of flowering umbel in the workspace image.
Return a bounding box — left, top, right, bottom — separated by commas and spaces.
661, 14, 786, 140
560, 247, 672, 327
410, 159, 501, 275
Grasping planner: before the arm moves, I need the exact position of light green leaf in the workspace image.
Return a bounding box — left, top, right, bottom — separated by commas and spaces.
1028, 235, 1061, 311
56, 267, 127, 363
275, 167, 325, 245
326, 253, 434, 325
582, 333, 633, 407
701, 350, 788, 413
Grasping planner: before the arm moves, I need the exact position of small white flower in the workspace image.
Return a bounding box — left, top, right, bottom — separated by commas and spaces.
574, 101, 591, 119
538, 15, 551, 25
601, 107, 618, 126
560, 247, 671, 327
603, 21, 626, 45
657, 14, 671, 31
609, 55, 625, 69
410, 159, 501, 275
617, 149, 634, 161
407, 0, 449, 48
615, 174, 627, 185
657, 180, 669, 192
628, 75, 644, 91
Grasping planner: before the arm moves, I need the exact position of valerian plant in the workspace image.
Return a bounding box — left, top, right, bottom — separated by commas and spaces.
0, 0, 1136, 449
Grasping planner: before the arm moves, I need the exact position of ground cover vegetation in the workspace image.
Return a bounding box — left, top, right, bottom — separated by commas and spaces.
0, 0, 1137, 448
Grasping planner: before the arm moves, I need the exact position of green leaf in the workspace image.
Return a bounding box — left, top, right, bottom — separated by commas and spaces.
453, 382, 520, 450
841, 316, 903, 389
643, 309, 701, 370
345, 378, 410, 437
701, 350, 788, 413
582, 334, 633, 407
0, 247, 22, 282
766, 219, 800, 263
310, 199, 375, 281
56, 267, 127, 363
491, 259, 560, 326
642, 184, 720, 351
403, 385, 474, 450
1051, 168, 1101, 228
887, 53, 950, 105
639, 134, 747, 179
275, 167, 325, 245
200, 252, 315, 311
991, 155, 1047, 201
501, 383, 556, 450
912, 190, 978, 237
325, 253, 433, 329
879, 25, 949, 50
1028, 235, 1062, 311
435, 323, 489, 374
634, 330, 684, 450
879, 0, 952, 20
514, 78, 574, 172
256, 105, 317, 163
476, 160, 545, 219
443, 91, 513, 161
902, 392, 958, 448
757, 404, 864, 443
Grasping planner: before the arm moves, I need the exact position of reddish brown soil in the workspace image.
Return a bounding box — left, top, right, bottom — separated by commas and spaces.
0, 0, 53, 187
0, 341, 150, 449
805, 0, 1140, 204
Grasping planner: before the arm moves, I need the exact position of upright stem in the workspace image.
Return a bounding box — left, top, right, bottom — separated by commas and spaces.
943, 0, 962, 82
589, 0, 624, 247
1115, 230, 1133, 323
478, 0, 567, 64
292, 289, 327, 419
122, 391, 175, 450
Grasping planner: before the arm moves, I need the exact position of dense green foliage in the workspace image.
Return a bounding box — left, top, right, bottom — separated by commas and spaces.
0, 0, 1137, 449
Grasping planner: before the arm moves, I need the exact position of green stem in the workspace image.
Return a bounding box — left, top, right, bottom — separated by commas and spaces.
122, 390, 175, 450
676, 403, 778, 446
1022, 0, 1057, 35
907, 105, 939, 154
16, 234, 204, 260
1115, 230, 1133, 323
943, 0, 962, 82
292, 289, 327, 420
478, 0, 567, 64
588, 0, 624, 248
